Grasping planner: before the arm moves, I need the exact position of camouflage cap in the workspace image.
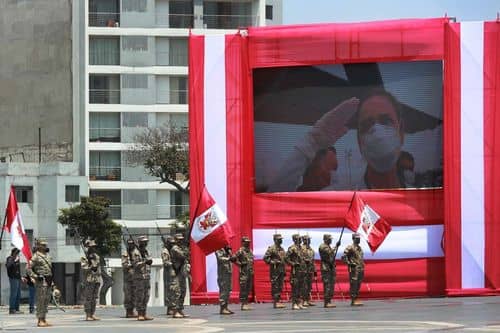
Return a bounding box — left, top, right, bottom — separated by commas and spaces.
36, 238, 48, 246
292, 233, 301, 240
302, 234, 311, 240
138, 235, 149, 243
166, 236, 176, 244
323, 234, 332, 241
352, 233, 361, 239
273, 233, 283, 240
85, 239, 97, 247
241, 236, 251, 243
175, 233, 185, 240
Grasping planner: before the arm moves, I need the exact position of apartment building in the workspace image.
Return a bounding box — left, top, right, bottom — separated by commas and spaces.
0, 0, 281, 306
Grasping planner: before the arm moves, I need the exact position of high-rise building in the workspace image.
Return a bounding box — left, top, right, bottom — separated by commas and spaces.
0, 0, 281, 306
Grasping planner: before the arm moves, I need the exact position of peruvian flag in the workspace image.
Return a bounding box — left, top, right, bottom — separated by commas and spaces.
3, 187, 32, 260
191, 185, 233, 255
344, 192, 392, 253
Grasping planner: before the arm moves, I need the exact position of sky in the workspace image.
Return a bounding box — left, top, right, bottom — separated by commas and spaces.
283, 0, 500, 24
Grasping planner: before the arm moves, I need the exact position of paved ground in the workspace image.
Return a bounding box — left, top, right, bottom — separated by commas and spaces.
2, 297, 500, 332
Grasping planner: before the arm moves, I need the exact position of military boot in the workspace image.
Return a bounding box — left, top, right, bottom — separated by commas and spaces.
324, 302, 336, 308
299, 301, 307, 308
42, 318, 52, 327
220, 305, 232, 315
166, 307, 174, 315
85, 314, 94, 321
351, 298, 363, 306
37, 319, 48, 327
306, 300, 316, 306
292, 302, 300, 310
273, 301, 286, 309
241, 302, 252, 311
91, 314, 100, 321
179, 310, 189, 318
173, 311, 184, 319
126, 309, 138, 318
137, 311, 145, 321
142, 312, 154, 320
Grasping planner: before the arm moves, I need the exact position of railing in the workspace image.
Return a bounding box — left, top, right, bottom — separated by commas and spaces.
89, 166, 121, 181
89, 50, 120, 65
89, 128, 121, 142
89, 89, 121, 104
89, 12, 120, 27
155, 13, 194, 28
203, 14, 258, 29
156, 51, 188, 66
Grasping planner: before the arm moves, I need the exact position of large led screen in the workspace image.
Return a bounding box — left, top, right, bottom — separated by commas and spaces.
253, 61, 443, 193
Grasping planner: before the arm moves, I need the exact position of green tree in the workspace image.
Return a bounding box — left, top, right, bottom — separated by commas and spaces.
57, 196, 122, 304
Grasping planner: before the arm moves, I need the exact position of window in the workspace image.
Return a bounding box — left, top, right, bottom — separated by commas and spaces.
122, 112, 148, 127
13, 186, 33, 203
122, 36, 148, 51
122, 0, 147, 12
123, 190, 148, 205
25, 229, 34, 249
90, 37, 119, 65
122, 74, 148, 89
265, 5, 273, 20
65, 229, 80, 246
65, 185, 80, 203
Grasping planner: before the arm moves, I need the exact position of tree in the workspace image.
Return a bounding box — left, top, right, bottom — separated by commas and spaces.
57, 196, 122, 305
128, 121, 189, 193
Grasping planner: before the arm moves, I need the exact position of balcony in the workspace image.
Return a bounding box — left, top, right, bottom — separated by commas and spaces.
89, 166, 121, 181
89, 89, 121, 104
203, 14, 257, 29
90, 50, 120, 66
155, 13, 194, 28
156, 51, 188, 67
157, 204, 189, 219
108, 205, 122, 219
89, 128, 121, 142
89, 12, 120, 27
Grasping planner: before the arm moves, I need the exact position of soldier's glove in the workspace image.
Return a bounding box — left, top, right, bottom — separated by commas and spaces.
145, 259, 153, 265
336, 241, 341, 247
91, 266, 98, 272
37, 275, 44, 282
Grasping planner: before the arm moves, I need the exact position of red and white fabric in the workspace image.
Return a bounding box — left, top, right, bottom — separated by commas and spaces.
3, 187, 32, 261
191, 185, 233, 255
189, 19, 500, 303
344, 192, 392, 253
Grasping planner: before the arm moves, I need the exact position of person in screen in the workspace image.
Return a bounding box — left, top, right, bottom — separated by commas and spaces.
267, 89, 406, 192
397, 151, 416, 188
297, 146, 338, 191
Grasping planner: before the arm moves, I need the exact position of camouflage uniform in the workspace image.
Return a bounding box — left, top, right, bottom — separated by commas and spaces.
216, 247, 234, 314
300, 235, 315, 306
81, 240, 101, 319
161, 236, 175, 314
170, 234, 188, 318
234, 237, 254, 309
263, 234, 286, 307
342, 233, 365, 306
319, 234, 339, 307
121, 240, 136, 317
286, 234, 305, 309
179, 241, 190, 313
28, 239, 52, 327
131, 236, 153, 320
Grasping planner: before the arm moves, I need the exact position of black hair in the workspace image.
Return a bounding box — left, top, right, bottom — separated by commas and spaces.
356, 88, 402, 123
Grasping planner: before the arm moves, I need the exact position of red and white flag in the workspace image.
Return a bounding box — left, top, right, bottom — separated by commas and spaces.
191, 185, 233, 255
345, 192, 392, 253
4, 187, 32, 260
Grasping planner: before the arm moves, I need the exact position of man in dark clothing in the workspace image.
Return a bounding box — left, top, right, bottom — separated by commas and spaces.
6, 248, 22, 314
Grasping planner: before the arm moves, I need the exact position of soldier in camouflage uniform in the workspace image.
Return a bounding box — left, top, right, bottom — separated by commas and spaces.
178, 235, 190, 317
263, 234, 286, 309
161, 236, 176, 315
300, 235, 316, 307
216, 245, 235, 315
170, 234, 188, 318
342, 233, 364, 306
121, 238, 137, 318
131, 235, 154, 320
233, 236, 254, 311
319, 234, 340, 308
286, 234, 305, 310
81, 240, 101, 321
28, 239, 53, 327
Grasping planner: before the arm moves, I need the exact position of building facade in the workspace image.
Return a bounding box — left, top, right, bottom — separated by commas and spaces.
0, 0, 281, 306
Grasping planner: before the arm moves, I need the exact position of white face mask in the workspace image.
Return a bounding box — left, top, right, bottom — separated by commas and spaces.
403, 169, 415, 186
360, 124, 401, 173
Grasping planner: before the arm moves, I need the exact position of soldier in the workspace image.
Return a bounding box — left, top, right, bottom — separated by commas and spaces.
170, 233, 189, 318
81, 240, 101, 321
131, 235, 154, 320
161, 236, 176, 315
178, 234, 191, 317
28, 239, 53, 327
319, 234, 340, 308
286, 234, 305, 310
342, 233, 364, 306
216, 245, 235, 315
300, 235, 316, 307
233, 236, 254, 311
122, 238, 137, 318
263, 234, 286, 309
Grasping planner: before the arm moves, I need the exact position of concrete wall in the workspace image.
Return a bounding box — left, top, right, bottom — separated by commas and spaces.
0, 0, 74, 162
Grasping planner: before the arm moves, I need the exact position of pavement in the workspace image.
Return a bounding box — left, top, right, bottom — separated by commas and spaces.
2, 297, 500, 332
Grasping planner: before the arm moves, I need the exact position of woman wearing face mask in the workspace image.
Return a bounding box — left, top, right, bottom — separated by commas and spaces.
356, 89, 405, 189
